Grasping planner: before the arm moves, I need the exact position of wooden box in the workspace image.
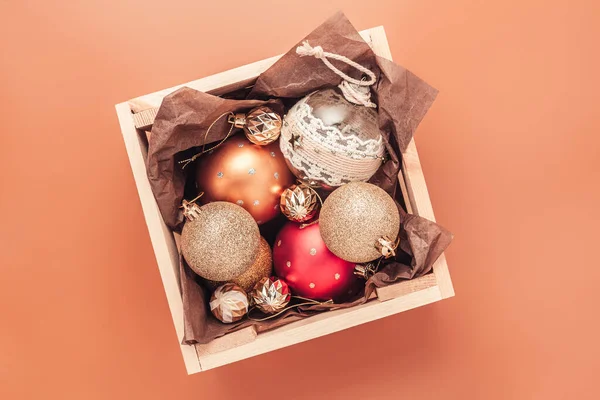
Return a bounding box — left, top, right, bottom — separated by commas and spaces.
115, 26, 454, 374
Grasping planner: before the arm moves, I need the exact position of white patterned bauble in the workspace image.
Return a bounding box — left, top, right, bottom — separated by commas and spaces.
280, 88, 385, 189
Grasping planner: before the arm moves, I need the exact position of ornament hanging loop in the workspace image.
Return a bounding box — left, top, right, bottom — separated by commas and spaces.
179, 112, 236, 169
296, 41, 377, 108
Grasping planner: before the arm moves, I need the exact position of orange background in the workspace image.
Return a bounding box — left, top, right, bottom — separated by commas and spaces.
1, 1, 599, 399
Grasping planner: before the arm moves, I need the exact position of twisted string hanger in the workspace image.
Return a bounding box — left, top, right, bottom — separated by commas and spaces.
296, 41, 377, 108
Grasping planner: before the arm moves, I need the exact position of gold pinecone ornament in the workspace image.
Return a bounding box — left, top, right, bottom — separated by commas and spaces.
279, 184, 319, 222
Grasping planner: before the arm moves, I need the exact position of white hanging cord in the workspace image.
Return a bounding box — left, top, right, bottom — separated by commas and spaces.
338, 80, 376, 108
296, 41, 377, 108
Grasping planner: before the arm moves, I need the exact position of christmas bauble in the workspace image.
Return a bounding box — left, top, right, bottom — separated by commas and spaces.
279, 183, 319, 222
180, 201, 260, 281
196, 134, 294, 224
210, 283, 249, 323
280, 88, 385, 189
250, 276, 291, 314
205, 236, 273, 292
319, 182, 400, 263
239, 106, 282, 145
273, 221, 359, 301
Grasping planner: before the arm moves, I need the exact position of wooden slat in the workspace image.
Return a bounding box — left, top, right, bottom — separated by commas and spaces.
197, 286, 442, 371
397, 169, 414, 214
132, 108, 158, 131
375, 274, 437, 302
195, 326, 257, 361
370, 27, 455, 300
401, 140, 455, 299
115, 102, 202, 374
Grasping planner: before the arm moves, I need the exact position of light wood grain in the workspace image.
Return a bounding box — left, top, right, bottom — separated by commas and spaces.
195, 326, 257, 361
401, 140, 455, 299
370, 27, 455, 300
115, 103, 202, 374
115, 26, 453, 374
397, 169, 414, 214
375, 274, 438, 302
198, 286, 442, 370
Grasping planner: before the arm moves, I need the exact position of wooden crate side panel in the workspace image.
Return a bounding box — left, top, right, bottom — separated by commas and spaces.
375, 274, 438, 302
115, 103, 202, 374
369, 25, 454, 299
197, 285, 442, 371
401, 141, 455, 299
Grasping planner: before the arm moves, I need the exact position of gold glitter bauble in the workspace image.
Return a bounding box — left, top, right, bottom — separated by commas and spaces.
250, 276, 291, 314
319, 182, 400, 263
210, 283, 249, 323
181, 201, 260, 281
280, 184, 319, 222
243, 106, 282, 145
205, 237, 273, 292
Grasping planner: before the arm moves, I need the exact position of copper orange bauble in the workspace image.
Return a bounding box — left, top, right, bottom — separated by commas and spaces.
273, 221, 360, 302
195, 134, 294, 224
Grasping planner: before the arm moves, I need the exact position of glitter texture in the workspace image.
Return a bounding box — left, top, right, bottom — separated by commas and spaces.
181, 202, 260, 281
319, 182, 400, 263
206, 237, 273, 292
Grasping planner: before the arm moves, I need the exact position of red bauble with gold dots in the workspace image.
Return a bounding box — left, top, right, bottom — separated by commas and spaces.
273, 221, 360, 301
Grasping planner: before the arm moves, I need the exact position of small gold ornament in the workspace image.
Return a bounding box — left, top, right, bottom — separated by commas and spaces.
180, 201, 260, 281
280, 184, 319, 222
231, 106, 282, 145
210, 283, 249, 323
250, 276, 291, 314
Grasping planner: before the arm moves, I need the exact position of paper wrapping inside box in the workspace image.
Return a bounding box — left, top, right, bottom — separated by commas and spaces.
180, 209, 452, 344
146, 12, 453, 344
